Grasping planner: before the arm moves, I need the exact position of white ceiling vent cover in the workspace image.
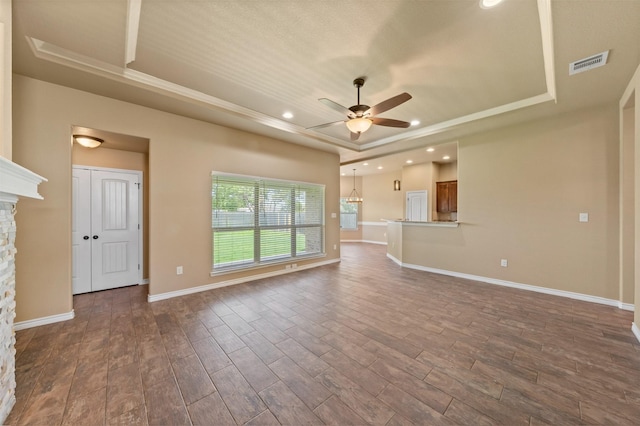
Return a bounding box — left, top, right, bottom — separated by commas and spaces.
569, 50, 609, 75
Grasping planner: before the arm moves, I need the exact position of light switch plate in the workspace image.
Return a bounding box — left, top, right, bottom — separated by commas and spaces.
579, 213, 589, 222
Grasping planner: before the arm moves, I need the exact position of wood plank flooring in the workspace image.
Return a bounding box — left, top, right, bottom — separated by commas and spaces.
7, 243, 640, 425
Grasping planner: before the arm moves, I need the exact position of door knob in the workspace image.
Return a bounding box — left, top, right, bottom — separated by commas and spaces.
83, 236, 89, 240
93, 235, 99, 240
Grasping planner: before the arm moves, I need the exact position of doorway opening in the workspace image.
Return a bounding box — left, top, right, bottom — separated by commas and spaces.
71, 126, 149, 297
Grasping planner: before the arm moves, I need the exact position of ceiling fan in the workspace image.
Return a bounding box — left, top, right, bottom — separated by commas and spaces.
309, 77, 412, 141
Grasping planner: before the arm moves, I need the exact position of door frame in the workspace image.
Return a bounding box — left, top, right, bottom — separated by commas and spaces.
72, 165, 144, 287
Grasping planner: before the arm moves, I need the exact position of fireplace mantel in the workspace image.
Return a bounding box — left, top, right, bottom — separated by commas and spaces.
0, 156, 47, 202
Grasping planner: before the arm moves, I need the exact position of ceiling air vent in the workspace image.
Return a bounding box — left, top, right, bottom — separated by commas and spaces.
569, 50, 609, 75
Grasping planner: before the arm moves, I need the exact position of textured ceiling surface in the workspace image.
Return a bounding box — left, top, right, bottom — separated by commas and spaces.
12, 0, 640, 173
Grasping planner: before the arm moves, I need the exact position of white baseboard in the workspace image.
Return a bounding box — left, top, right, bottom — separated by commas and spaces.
396, 259, 633, 311
386, 252, 402, 266
14, 310, 75, 331
619, 302, 635, 311
148, 258, 340, 303
341, 239, 387, 245
632, 323, 640, 343
141, 279, 150, 285
361, 240, 387, 246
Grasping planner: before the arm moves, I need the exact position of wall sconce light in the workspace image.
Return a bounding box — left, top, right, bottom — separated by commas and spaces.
73, 135, 103, 148
394, 180, 401, 191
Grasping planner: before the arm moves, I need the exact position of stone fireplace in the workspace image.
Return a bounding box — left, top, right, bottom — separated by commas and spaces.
0, 157, 46, 423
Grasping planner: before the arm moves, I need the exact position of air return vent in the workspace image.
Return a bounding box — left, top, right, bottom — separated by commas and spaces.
569, 50, 609, 75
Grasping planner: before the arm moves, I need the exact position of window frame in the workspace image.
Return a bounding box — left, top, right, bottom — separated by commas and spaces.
211, 172, 325, 274
339, 197, 359, 230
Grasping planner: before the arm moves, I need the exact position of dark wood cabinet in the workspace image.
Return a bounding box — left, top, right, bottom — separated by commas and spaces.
436, 180, 457, 213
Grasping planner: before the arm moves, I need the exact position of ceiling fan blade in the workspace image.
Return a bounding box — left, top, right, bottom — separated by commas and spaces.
319, 98, 355, 117
307, 120, 345, 130
350, 131, 361, 142
366, 92, 412, 116
371, 117, 411, 128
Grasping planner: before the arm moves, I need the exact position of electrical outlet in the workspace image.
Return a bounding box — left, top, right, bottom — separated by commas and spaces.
500, 259, 508, 267
176, 266, 183, 275
292, 263, 298, 269
285, 264, 291, 270
333, 244, 337, 250
579, 213, 589, 222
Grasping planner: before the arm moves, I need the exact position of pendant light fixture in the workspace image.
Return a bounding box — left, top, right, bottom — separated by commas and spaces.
346, 169, 363, 203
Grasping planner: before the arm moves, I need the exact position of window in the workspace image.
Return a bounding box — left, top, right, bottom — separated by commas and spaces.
212, 173, 325, 272
339, 197, 358, 230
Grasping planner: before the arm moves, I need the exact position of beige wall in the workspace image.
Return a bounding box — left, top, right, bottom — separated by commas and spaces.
13, 75, 340, 322
362, 171, 404, 222
72, 146, 150, 279
361, 171, 403, 244
0, 1, 11, 159
390, 104, 621, 300
436, 161, 458, 182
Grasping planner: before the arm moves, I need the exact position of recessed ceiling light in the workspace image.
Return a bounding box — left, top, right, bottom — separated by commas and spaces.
410, 120, 420, 126
363, 162, 369, 166
406, 160, 413, 164
480, 0, 503, 9
426, 147, 435, 152
443, 155, 450, 160
282, 111, 293, 119
377, 166, 383, 170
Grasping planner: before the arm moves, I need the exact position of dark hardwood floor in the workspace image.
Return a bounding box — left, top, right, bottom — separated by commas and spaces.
7, 243, 640, 425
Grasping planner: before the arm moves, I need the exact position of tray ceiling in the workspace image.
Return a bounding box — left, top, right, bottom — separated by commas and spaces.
12, 0, 640, 167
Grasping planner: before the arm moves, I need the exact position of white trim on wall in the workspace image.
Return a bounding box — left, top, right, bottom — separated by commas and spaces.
360, 221, 387, 227
14, 310, 75, 330
0, 157, 47, 201
619, 302, 634, 311
390, 253, 635, 311
340, 239, 387, 245
361, 240, 387, 245
148, 258, 340, 303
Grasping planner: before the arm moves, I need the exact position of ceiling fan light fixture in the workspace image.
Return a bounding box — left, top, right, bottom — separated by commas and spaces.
346, 117, 373, 134
73, 135, 104, 148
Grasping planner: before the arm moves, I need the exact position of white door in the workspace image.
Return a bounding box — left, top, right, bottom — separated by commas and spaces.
72, 167, 141, 294
407, 190, 428, 221
72, 169, 92, 294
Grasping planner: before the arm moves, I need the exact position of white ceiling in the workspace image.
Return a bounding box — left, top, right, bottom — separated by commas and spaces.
12, 0, 640, 175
